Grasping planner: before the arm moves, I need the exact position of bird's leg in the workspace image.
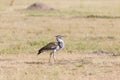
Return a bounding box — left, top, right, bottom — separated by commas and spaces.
53, 52, 56, 62
49, 52, 53, 63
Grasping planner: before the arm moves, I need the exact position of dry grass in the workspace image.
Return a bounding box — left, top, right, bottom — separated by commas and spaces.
0, 12, 120, 54
0, 0, 120, 80
0, 53, 120, 80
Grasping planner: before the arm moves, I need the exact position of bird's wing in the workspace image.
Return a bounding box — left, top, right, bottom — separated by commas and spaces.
43, 42, 58, 50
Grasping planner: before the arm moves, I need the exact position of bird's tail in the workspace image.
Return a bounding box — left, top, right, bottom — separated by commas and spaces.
37, 47, 44, 55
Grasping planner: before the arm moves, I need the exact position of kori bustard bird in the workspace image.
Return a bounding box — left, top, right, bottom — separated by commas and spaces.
37, 35, 64, 62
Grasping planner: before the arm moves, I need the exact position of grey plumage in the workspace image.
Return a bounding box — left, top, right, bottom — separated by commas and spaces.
37, 42, 58, 55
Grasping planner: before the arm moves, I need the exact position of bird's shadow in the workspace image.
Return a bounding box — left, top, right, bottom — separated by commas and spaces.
24, 59, 92, 65
24, 61, 45, 65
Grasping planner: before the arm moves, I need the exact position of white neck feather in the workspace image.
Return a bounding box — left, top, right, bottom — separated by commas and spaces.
56, 38, 64, 48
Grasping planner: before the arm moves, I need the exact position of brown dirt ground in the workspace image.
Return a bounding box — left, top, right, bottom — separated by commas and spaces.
0, 53, 120, 80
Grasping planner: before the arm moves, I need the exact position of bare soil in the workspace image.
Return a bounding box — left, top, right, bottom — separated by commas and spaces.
0, 53, 120, 80
26, 2, 54, 11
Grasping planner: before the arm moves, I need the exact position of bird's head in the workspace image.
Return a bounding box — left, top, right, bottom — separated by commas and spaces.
55, 35, 64, 39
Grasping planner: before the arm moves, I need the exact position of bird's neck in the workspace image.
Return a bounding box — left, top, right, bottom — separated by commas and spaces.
56, 38, 64, 48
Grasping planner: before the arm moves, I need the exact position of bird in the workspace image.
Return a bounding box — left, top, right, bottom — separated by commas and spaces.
37, 35, 64, 62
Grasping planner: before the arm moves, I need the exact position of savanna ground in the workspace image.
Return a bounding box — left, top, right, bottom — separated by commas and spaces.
0, 0, 120, 80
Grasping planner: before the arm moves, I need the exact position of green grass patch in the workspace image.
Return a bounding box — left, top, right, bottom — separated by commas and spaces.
22, 10, 95, 17
20, 9, 120, 19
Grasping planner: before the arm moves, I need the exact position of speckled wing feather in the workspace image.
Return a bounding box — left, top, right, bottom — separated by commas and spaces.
43, 42, 58, 50
37, 42, 58, 55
